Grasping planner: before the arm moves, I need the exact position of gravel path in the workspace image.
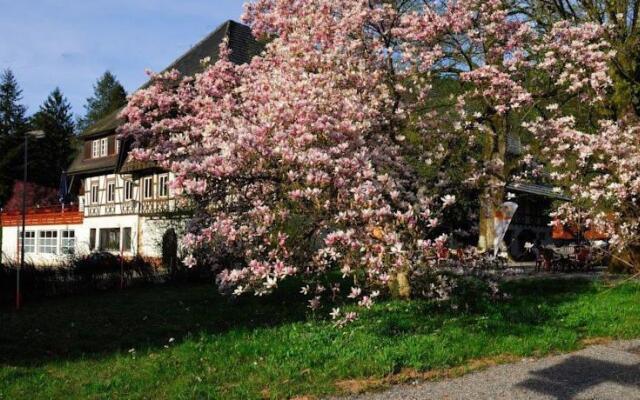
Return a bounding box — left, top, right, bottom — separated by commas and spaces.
342, 339, 640, 400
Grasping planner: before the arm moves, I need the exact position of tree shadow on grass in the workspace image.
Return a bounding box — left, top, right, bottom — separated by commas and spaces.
0, 277, 600, 368
0, 280, 309, 366
517, 355, 640, 400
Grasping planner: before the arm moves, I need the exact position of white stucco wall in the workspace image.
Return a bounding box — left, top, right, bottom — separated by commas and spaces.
140, 217, 186, 259
2, 215, 185, 266
1, 222, 84, 266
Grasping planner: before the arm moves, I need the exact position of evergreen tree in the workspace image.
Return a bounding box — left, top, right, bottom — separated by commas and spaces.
0, 69, 28, 205
29, 88, 76, 186
76, 71, 127, 133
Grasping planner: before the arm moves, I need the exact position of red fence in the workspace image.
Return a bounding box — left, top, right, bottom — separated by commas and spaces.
0, 206, 83, 227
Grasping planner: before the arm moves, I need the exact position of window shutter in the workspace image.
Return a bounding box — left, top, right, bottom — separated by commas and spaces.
84, 141, 91, 159
108, 136, 115, 155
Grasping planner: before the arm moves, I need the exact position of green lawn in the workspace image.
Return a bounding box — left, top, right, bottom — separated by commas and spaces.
1, 278, 640, 399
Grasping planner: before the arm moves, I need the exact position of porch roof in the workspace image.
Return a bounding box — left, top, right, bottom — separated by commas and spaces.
506, 183, 571, 201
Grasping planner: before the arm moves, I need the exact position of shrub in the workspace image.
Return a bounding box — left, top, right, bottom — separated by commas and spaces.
0, 254, 162, 306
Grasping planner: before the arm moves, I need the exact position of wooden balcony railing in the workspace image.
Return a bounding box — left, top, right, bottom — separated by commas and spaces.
82, 199, 177, 217
0, 205, 83, 227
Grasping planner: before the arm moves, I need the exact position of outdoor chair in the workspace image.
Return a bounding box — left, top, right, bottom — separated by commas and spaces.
574, 246, 592, 271
539, 248, 555, 272
534, 250, 544, 272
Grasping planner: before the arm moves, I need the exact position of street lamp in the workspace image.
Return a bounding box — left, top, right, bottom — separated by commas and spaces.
17, 129, 45, 310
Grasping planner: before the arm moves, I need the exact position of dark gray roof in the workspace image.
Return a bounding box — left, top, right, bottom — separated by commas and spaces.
67, 154, 118, 176
158, 20, 263, 80
79, 20, 263, 139
506, 183, 571, 201
80, 108, 124, 138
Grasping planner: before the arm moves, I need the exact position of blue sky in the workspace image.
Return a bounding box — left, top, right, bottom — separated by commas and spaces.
0, 0, 246, 117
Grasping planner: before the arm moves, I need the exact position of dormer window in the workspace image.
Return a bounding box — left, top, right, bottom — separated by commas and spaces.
92, 138, 109, 158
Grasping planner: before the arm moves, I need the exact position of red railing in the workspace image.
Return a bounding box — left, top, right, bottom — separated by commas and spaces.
551, 220, 609, 241
0, 205, 83, 227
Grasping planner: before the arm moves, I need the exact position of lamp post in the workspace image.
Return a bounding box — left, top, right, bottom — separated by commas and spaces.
17, 129, 45, 310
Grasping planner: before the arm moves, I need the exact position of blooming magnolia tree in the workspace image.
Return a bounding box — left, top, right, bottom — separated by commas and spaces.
527, 116, 640, 263
119, 0, 615, 316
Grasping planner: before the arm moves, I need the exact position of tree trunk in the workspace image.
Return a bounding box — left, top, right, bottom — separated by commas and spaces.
477, 121, 507, 252
478, 178, 505, 252
388, 271, 411, 299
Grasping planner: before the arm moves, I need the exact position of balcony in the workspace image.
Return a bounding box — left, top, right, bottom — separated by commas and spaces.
139, 199, 172, 215
0, 205, 83, 227
83, 199, 175, 217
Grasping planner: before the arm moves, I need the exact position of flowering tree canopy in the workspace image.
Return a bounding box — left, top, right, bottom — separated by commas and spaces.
119, 0, 615, 314
528, 116, 640, 254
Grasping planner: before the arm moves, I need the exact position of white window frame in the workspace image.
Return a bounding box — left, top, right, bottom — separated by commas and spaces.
143, 176, 154, 199
115, 139, 121, 154
19, 230, 36, 253
60, 230, 76, 255
99, 228, 121, 252
124, 180, 134, 201
92, 140, 100, 158
106, 180, 116, 203
122, 227, 132, 252
90, 183, 100, 204
158, 174, 169, 198
100, 138, 108, 157
38, 230, 58, 255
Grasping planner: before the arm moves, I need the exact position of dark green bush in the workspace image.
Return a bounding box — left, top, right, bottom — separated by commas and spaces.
0, 254, 162, 306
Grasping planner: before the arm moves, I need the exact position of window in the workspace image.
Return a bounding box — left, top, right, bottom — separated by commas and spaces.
122, 228, 132, 252
19, 231, 36, 253
115, 139, 121, 154
158, 174, 169, 197
92, 140, 100, 158
99, 228, 120, 252
38, 231, 58, 254
90, 183, 99, 204
100, 138, 108, 157
107, 181, 116, 203
143, 176, 154, 199
90, 229, 97, 250
61, 230, 75, 254
124, 180, 134, 201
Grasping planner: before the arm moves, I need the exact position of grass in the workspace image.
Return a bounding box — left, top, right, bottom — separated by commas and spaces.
1, 277, 640, 399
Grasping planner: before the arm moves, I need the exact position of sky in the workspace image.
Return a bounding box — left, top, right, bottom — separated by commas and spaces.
0, 0, 246, 117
